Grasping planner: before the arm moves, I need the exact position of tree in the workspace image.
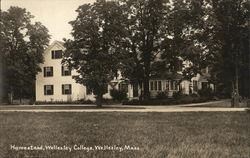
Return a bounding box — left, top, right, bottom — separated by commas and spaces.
119, 0, 168, 100
62, 1, 125, 107
0, 7, 50, 104
203, 0, 249, 107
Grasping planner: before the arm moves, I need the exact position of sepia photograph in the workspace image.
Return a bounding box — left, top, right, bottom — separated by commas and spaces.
0, 0, 249, 157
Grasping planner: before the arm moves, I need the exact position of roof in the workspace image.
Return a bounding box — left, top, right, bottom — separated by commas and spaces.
150, 72, 183, 80
45, 40, 65, 52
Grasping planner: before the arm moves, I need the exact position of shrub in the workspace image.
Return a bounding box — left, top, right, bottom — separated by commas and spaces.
122, 99, 141, 105
110, 89, 128, 102
198, 88, 214, 98
190, 93, 199, 97
172, 91, 184, 99
156, 92, 167, 99
78, 99, 93, 104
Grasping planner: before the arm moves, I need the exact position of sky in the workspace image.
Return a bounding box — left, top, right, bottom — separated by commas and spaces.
2, 0, 96, 43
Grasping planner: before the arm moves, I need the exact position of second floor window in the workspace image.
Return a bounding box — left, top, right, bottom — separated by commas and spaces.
52, 50, 62, 59
61, 66, 71, 76
44, 67, 53, 77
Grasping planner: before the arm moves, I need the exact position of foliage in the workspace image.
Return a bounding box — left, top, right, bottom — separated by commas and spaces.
110, 89, 128, 102
0, 7, 50, 103
202, 0, 249, 106
156, 91, 168, 99
123, 95, 212, 105
119, 0, 169, 99
198, 88, 214, 98
172, 91, 185, 99
62, 1, 125, 107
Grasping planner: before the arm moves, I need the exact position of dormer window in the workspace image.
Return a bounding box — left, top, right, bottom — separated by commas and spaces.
52, 50, 62, 59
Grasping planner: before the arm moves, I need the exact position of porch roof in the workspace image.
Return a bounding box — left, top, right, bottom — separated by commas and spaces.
150, 72, 183, 80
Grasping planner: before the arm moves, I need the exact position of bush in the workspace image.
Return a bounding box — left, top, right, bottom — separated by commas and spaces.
190, 93, 199, 97
35, 99, 94, 105
110, 89, 128, 102
123, 95, 212, 105
77, 99, 93, 104
156, 92, 167, 99
122, 99, 141, 105
172, 91, 184, 99
198, 88, 214, 98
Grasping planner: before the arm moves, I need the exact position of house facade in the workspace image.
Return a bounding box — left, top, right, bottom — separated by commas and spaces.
36, 41, 213, 102
36, 41, 134, 102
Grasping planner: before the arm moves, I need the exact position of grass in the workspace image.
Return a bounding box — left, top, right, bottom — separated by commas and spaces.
0, 112, 249, 158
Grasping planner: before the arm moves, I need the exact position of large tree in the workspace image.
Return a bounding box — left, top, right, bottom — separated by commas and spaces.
204, 0, 249, 107
0, 7, 50, 104
119, 0, 168, 100
63, 1, 125, 107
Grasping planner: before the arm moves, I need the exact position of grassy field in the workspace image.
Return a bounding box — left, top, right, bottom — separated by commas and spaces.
0, 112, 249, 158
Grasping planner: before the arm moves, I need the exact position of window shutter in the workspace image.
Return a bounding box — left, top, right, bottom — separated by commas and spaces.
69, 84, 72, 94
52, 51, 54, 59
44, 85, 46, 95
44, 67, 46, 77
62, 85, 64, 94
51, 85, 54, 95
51, 67, 53, 76
61, 66, 64, 76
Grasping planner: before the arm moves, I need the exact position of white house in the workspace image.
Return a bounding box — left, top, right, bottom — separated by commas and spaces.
36, 41, 133, 102
36, 41, 213, 102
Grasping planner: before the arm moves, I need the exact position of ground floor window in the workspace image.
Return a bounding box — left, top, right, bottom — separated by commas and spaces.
44, 85, 53, 95
201, 82, 208, 90
193, 80, 198, 91
166, 80, 178, 91
150, 80, 162, 91
62, 84, 72, 95
118, 83, 128, 93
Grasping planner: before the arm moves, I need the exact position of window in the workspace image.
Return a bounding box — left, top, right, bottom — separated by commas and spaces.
62, 84, 72, 95
150, 81, 154, 91
154, 81, 157, 91
193, 80, 198, 91
52, 50, 63, 59
202, 82, 208, 90
150, 80, 162, 91
44, 85, 53, 95
158, 81, 162, 91
166, 81, 170, 90
169, 81, 178, 91
61, 66, 71, 76
44, 67, 53, 77
86, 85, 93, 95
118, 83, 128, 93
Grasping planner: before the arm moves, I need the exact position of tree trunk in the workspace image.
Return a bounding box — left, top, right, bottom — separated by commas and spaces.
138, 81, 143, 102
8, 87, 14, 105
143, 77, 150, 100
96, 93, 103, 108
143, 49, 151, 101
231, 64, 240, 107
19, 88, 22, 104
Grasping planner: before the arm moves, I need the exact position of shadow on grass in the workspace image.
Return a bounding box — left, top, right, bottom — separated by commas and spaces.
0, 105, 146, 110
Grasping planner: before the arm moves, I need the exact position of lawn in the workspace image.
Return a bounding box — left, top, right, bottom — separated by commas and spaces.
0, 112, 249, 158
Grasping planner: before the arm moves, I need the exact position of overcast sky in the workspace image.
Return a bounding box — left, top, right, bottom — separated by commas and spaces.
2, 0, 96, 43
